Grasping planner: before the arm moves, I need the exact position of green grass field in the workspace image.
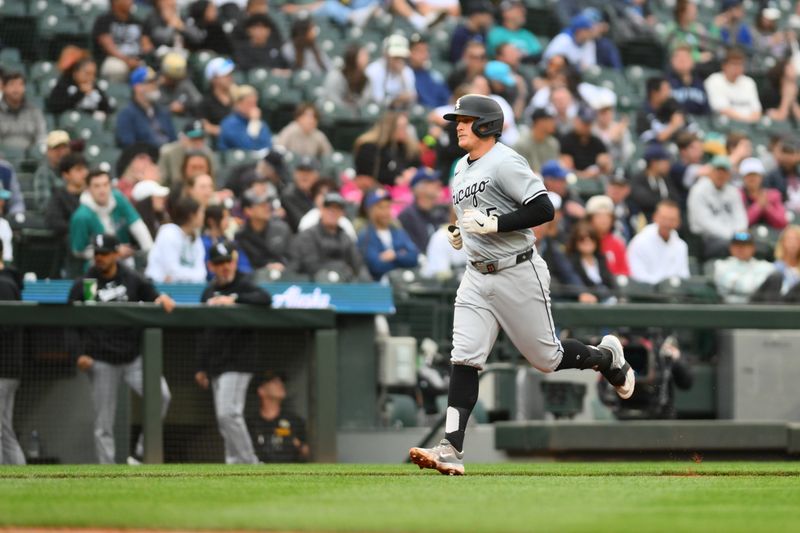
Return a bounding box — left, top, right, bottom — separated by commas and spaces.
1, 463, 799, 532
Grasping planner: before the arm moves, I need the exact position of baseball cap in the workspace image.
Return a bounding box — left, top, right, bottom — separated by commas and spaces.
485, 60, 515, 87
739, 157, 765, 176
209, 240, 236, 263
242, 188, 272, 209
465, 1, 493, 16
569, 13, 593, 32
92, 234, 120, 254
46, 130, 70, 149
608, 168, 629, 186
731, 231, 753, 244
585, 195, 614, 215
0, 183, 11, 201
132, 180, 170, 202
183, 119, 205, 139
322, 192, 346, 208
541, 159, 568, 179
721, 0, 742, 13
161, 52, 187, 79
499, 0, 523, 10
204, 57, 235, 81
364, 188, 391, 210
410, 167, 441, 189
129, 66, 157, 87
711, 154, 732, 170
258, 369, 287, 386
530, 108, 554, 122
384, 34, 410, 58
295, 155, 320, 172
763, 6, 781, 21
576, 104, 597, 124
644, 143, 671, 163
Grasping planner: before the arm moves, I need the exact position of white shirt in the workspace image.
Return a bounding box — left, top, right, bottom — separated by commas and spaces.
298, 208, 358, 241
365, 59, 417, 106
627, 223, 690, 285
0, 218, 12, 262
421, 226, 467, 278
543, 33, 597, 72
687, 176, 748, 240
704, 72, 762, 117
145, 224, 207, 283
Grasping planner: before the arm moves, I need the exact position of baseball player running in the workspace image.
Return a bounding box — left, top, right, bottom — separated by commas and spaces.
409, 95, 634, 475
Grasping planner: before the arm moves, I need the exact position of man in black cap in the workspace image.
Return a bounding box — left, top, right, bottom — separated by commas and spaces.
158, 119, 218, 187
195, 239, 272, 464
0, 238, 25, 464
631, 143, 681, 222
67, 234, 175, 464
513, 108, 560, 173
288, 192, 368, 281
280, 156, 321, 232
248, 370, 309, 463
235, 189, 292, 272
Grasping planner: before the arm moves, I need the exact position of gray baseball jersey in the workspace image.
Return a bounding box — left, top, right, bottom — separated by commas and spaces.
450, 142, 548, 262
450, 142, 563, 372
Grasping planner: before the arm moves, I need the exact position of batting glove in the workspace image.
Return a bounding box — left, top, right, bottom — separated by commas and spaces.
462, 209, 498, 235
447, 224, 463, 250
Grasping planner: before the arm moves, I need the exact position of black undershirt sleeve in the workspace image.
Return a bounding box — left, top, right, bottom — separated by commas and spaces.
496, 193, 554, 232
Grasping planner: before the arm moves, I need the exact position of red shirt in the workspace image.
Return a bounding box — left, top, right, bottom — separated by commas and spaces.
601, 233, 630, 276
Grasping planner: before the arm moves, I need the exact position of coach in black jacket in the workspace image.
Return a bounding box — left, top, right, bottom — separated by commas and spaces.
195, 239, 271, 464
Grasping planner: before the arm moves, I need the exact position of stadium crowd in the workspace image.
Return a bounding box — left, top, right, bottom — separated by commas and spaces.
3, 0, 800, 462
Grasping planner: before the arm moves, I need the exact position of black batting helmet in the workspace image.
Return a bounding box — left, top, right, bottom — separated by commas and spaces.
443, 94, 503, 138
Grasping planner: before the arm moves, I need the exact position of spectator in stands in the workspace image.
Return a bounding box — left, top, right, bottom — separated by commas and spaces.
115, 142, 162, 200
0, 187, 12, 263
495, 43, 532, 109
282, 17, 331, 76
249, 371, 309, 463
586, 195, 629, 276
559, 105, 610, 179
752, 6, 790, 59
186, 0, 232, 55
581, 7, 623, 71
0, 72, 46, 152
274, 104, 333, 159
564, 219, 616, 301
513, 108, 559, 174
592, 94, 634, 168
195, 240, 271, 464
484, 60, 525, 121
353, 111, 420, 187
183, 173, 217, 210
752, 225, 800, 303
218, 85, 272, 152
542, 14, 597, 73
235, 189, 292, 272
422, 207, 467, 280
605, 172, 637, 243
0, 239, 24, 465
69, 235, 173, 465
704, 47, 762, 124
0, 160, 24, 217
132, 180, 171, 240
298, 179, 357, 239
358, 188, 419, 281
628, 200, 689, 285
225, 149, 286, 199
666, 44, 710, 117
739, 157, 786, 230
541, 159, 584, 225
632, 143, 681, 222
713, 0, 753, 49
45, 153, 89, 243
449, 1, 494, 64
146, 196, 207, 283
398, 167, 448, 252
158, 53, 203, 117
233, 0, 283, 47
144, 0, 204, 51
69, 169, 154, 264
159, 120, 218, 188
468, 73, 520, 144
46, 58, 113, 117
92, 0, 153, 83
760, 58, 800, 123
32, 131, 72, 211
664, 0, 716, 64
688, 155, 748, 258
289, 192, 367, 280
281, 156, 321, 232
670, 131, 710, 209
714, 231, 774, 303
234, 13, 289, 73
636, 76, 686, 143
322, 44, 372, 114
487, 0, 541, 60
202, 205, 250, 273
447, 40, 488, 92
765, 136, 800, 204
116, 67, 177, 149
409, 35, 450, 109
199, 58, 235, 138
366, 35, 417, 108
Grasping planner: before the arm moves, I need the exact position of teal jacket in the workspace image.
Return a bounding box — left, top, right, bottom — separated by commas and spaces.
69, 189, 144, 257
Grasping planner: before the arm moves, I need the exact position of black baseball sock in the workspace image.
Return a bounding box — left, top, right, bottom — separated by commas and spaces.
444, 364, 479, 453
556, 339, 627, 387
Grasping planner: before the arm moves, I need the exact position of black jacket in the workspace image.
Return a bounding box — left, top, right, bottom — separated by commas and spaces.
67, 263, 160, 364
288, 224, 367, 280
235, 219, 292, 270
46, 74, 113, 115
45, 187, 81, 239
197, 271, 271, 376
567, 251, 616, 300
0, 267, 23, 379
630, 172, 681, 222
280, 183, 315, 233
398, 203, 448, 252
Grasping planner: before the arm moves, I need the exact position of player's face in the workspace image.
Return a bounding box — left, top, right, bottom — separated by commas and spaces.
455, 115, 480, 150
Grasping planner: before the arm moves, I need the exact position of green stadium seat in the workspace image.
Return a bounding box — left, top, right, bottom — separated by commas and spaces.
29, 61, 56, 83
84, 145, 121, 169
570, 178, 605, 201
385, 394, 417, 428
59, 111, 105, 142
0, 0, 27, 17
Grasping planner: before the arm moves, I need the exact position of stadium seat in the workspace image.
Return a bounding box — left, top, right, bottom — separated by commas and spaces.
59, 111, 105, 142
385, 394, 418, 428
0, 0, 27, 17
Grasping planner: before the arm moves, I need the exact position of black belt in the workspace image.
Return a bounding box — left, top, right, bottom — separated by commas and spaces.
471, 248, 534, 274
